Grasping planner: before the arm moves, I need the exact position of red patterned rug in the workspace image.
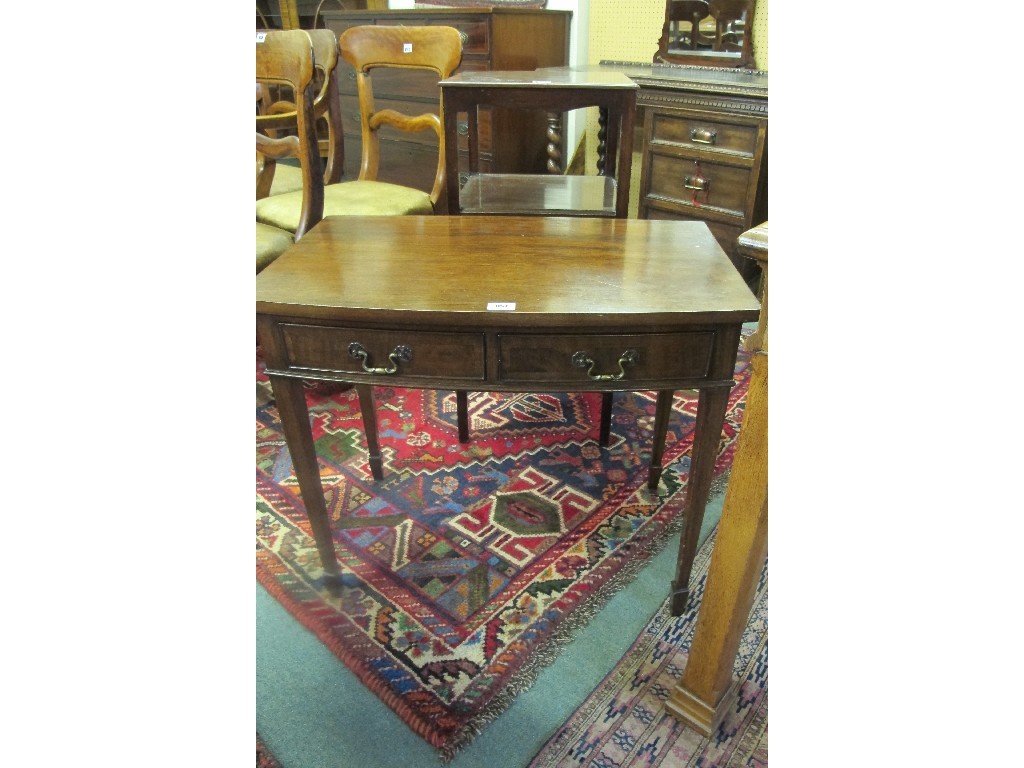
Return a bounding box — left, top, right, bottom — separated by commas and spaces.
256, 341, 751, 760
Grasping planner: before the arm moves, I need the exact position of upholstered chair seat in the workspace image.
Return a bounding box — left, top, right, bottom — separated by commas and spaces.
256, 25, 463, 234
256, 222, 298, 273
266, 163, 304, 196
256, 180, 432, 231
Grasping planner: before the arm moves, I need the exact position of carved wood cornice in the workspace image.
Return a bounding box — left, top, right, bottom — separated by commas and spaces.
603, 59, 767, 77
638, 90, 767, 116
598, 60, 767, 114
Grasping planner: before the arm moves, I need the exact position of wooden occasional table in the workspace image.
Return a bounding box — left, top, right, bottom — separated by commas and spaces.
255, 215, 760, 613
439, 69, 638, 218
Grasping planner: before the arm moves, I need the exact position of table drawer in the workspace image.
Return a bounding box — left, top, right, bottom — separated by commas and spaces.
647, 153, 752, 218
280, 324, 486, 381
498, 332, 714, 384
649, 109, 758, 157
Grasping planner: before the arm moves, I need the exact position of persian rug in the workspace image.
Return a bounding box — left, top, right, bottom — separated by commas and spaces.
528, 532, 768, 768
256, 340, 751, 760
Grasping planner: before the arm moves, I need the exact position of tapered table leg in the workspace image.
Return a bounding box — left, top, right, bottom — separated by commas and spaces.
456, 390, 470, 443
268, 374, 341, 578
647, 389, 675, 490
355, 383, 383, 481
670, 385, 731, 615
599, 391, 614, 447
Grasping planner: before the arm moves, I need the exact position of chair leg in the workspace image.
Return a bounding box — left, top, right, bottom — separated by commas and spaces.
456, 390, 470, 443
599, 391, 614, 446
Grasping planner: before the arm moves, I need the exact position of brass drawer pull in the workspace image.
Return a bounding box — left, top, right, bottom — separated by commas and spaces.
457, 120, 469, 136
348, 342, 412, 375
690, 127, 717, 145
572, 349, 639, 381
459, 30, 469, 46
684, 174, 710, 192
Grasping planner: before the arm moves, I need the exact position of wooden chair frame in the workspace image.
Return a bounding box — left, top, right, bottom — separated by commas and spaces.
339, 24, 463, 210
257, 28, 344, 185
256, 30, 324, 241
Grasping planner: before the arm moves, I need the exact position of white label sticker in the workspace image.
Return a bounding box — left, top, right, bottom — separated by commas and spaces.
403, 43, 413, 53
487, 302, 516, 311
256, 32, 267, 42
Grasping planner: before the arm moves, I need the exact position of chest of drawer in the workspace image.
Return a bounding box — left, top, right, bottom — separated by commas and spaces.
648, 109, 759, 158
331, 14, 491, 56
278, 324, 486, 381
429, 17, 490, 54
343, 140, 450, 191
647, 153, 753, 220
339, 58, 489, 100
339, 103, 493, 158
339, 94, 443, 147
497, 332, 714, 385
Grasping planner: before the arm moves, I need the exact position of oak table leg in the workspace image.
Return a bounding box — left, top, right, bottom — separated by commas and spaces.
599, 392, 614, 447
268, 374, 341, 579
355, 383, 384, 481
456, 390, 470, 443
669, 385, 731, 615
665, 352, 768, 736
646, 389, 675, 490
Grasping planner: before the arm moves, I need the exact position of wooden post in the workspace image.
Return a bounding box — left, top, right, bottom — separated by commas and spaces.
665, 221, 768, 736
